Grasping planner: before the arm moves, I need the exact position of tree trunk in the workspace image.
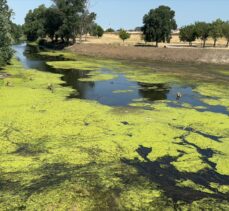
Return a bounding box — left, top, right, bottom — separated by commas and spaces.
73, 36, 76, 44
189, 42, 192, 46
55, 35, 58, 42
213, 39, 217, 47
226, 40, 229, 48
155, 41, 158, 47
61, 36, 64, 43
203, 39, 206, 48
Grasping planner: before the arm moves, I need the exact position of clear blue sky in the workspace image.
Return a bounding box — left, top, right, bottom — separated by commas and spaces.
8, 0, 229, 29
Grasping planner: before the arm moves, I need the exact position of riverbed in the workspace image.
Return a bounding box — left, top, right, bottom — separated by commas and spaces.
0, 43, 228, 210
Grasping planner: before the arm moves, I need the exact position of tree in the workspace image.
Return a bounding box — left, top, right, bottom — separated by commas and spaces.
0, 0, 13, 66
179, 24, 197, 46
142, 5, 177, 47
44, 7, 64, 42
10, 22, 23, 43
195, 22, 211, 48
106, 28, 115, 33
96, 25, 104, 38
23, 0, 96, 44
209, 19, 224, 47
53, 0, 86, 43
134, 27, 142, 32
222, 21, 229, 47
119, 29, 130, 43
23, 5, 46, 41
90, 24, 104, 38
78, 11, 96, 42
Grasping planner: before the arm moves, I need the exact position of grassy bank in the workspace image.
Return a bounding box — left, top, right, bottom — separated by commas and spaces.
0, 53, 229, 210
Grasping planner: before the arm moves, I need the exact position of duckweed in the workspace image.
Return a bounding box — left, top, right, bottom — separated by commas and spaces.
46, 61, 102, 71
0, 55, 229, 210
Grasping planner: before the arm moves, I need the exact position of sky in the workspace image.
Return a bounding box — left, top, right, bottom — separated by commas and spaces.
8, 0, 229, 29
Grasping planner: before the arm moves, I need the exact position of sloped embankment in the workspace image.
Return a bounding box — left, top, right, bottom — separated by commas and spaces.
69, 44, 229, 65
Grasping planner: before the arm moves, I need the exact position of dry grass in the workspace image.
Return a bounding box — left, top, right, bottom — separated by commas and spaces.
81, 32, 228, 48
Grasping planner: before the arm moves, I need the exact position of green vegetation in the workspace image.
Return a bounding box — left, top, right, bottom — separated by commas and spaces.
23, 5, 47, 41
46, 60, 102, 71
222, 21, 229, 47
179, 24, 197, 46
179, 19, 229, 47
119, 29, 131, 43
142, 5, 177, 47
23, 0, 97, 43
10, 22, 23, 43
106, 28, 115, 33
195, 22, 211, 48
0, 55, 229, 210
0, 0, 13, 66
90, 24, 104, 38
1, 1, 229, 210
209, 19, 224, 47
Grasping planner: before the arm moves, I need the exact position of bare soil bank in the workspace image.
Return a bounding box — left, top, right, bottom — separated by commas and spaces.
68, 44, 229, 65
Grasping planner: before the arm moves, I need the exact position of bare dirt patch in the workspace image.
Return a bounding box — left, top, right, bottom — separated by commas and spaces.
68, 43, 229, 65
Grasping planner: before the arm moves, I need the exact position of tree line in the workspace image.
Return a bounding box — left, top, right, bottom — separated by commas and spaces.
1, 1, 229, 69
180, 20, 229, 47
0, 0, 14, 66
23, 0, 104, 44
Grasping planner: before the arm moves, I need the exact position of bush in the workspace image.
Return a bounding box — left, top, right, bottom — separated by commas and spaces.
119, 29, 131, 43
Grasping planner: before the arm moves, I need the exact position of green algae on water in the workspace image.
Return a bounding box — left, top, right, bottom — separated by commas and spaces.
0, 56, 229, 210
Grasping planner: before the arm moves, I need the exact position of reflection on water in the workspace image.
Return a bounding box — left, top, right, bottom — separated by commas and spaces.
12, 43, 228, 114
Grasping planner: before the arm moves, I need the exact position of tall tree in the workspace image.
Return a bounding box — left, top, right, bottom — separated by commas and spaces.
141, 6, 177, 47
53, 0, 86, 43
44, 7, 64, 42
222, 21, 229, 47
78, 10, 96, 42
10, 22, 23, 43
23, 5, 47, 41
195, 22, 211, 48
209, 19, 224, 47
0, 0, 13, 66
179, 24, 197, 46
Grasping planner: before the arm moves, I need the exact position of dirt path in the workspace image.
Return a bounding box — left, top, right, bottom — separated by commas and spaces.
68, 43, 229, 65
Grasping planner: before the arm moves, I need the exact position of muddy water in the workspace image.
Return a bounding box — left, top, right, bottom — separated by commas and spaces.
13, 43, 228, 114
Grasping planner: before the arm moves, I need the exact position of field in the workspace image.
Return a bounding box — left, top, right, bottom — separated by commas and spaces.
82, 32, 228, 48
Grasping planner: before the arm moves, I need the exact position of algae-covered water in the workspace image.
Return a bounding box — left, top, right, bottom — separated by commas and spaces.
0, 43, 228, 210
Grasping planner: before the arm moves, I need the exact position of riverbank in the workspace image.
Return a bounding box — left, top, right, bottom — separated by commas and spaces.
68, 43, 229, 65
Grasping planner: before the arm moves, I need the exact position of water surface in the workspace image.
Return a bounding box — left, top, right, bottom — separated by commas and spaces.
13, 43, 228, 114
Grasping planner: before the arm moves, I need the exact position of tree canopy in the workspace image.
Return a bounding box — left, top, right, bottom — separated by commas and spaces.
90, 24, 104, 38
195, 22, 211, 48
142, 5, 177, 47
106, 28, 115, 33
10, 22, 23, 43
0, 0, 13, 66
23, 5, 47, 41
119, 29, 131, 43
222, 21, 229, 47
209, 19, 224, 47
23, 0, 96, 44
179, 24, 197, 46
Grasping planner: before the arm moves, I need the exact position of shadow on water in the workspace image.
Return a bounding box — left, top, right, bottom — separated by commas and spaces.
12, 43, 229, 114
122, 144, 229, 204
